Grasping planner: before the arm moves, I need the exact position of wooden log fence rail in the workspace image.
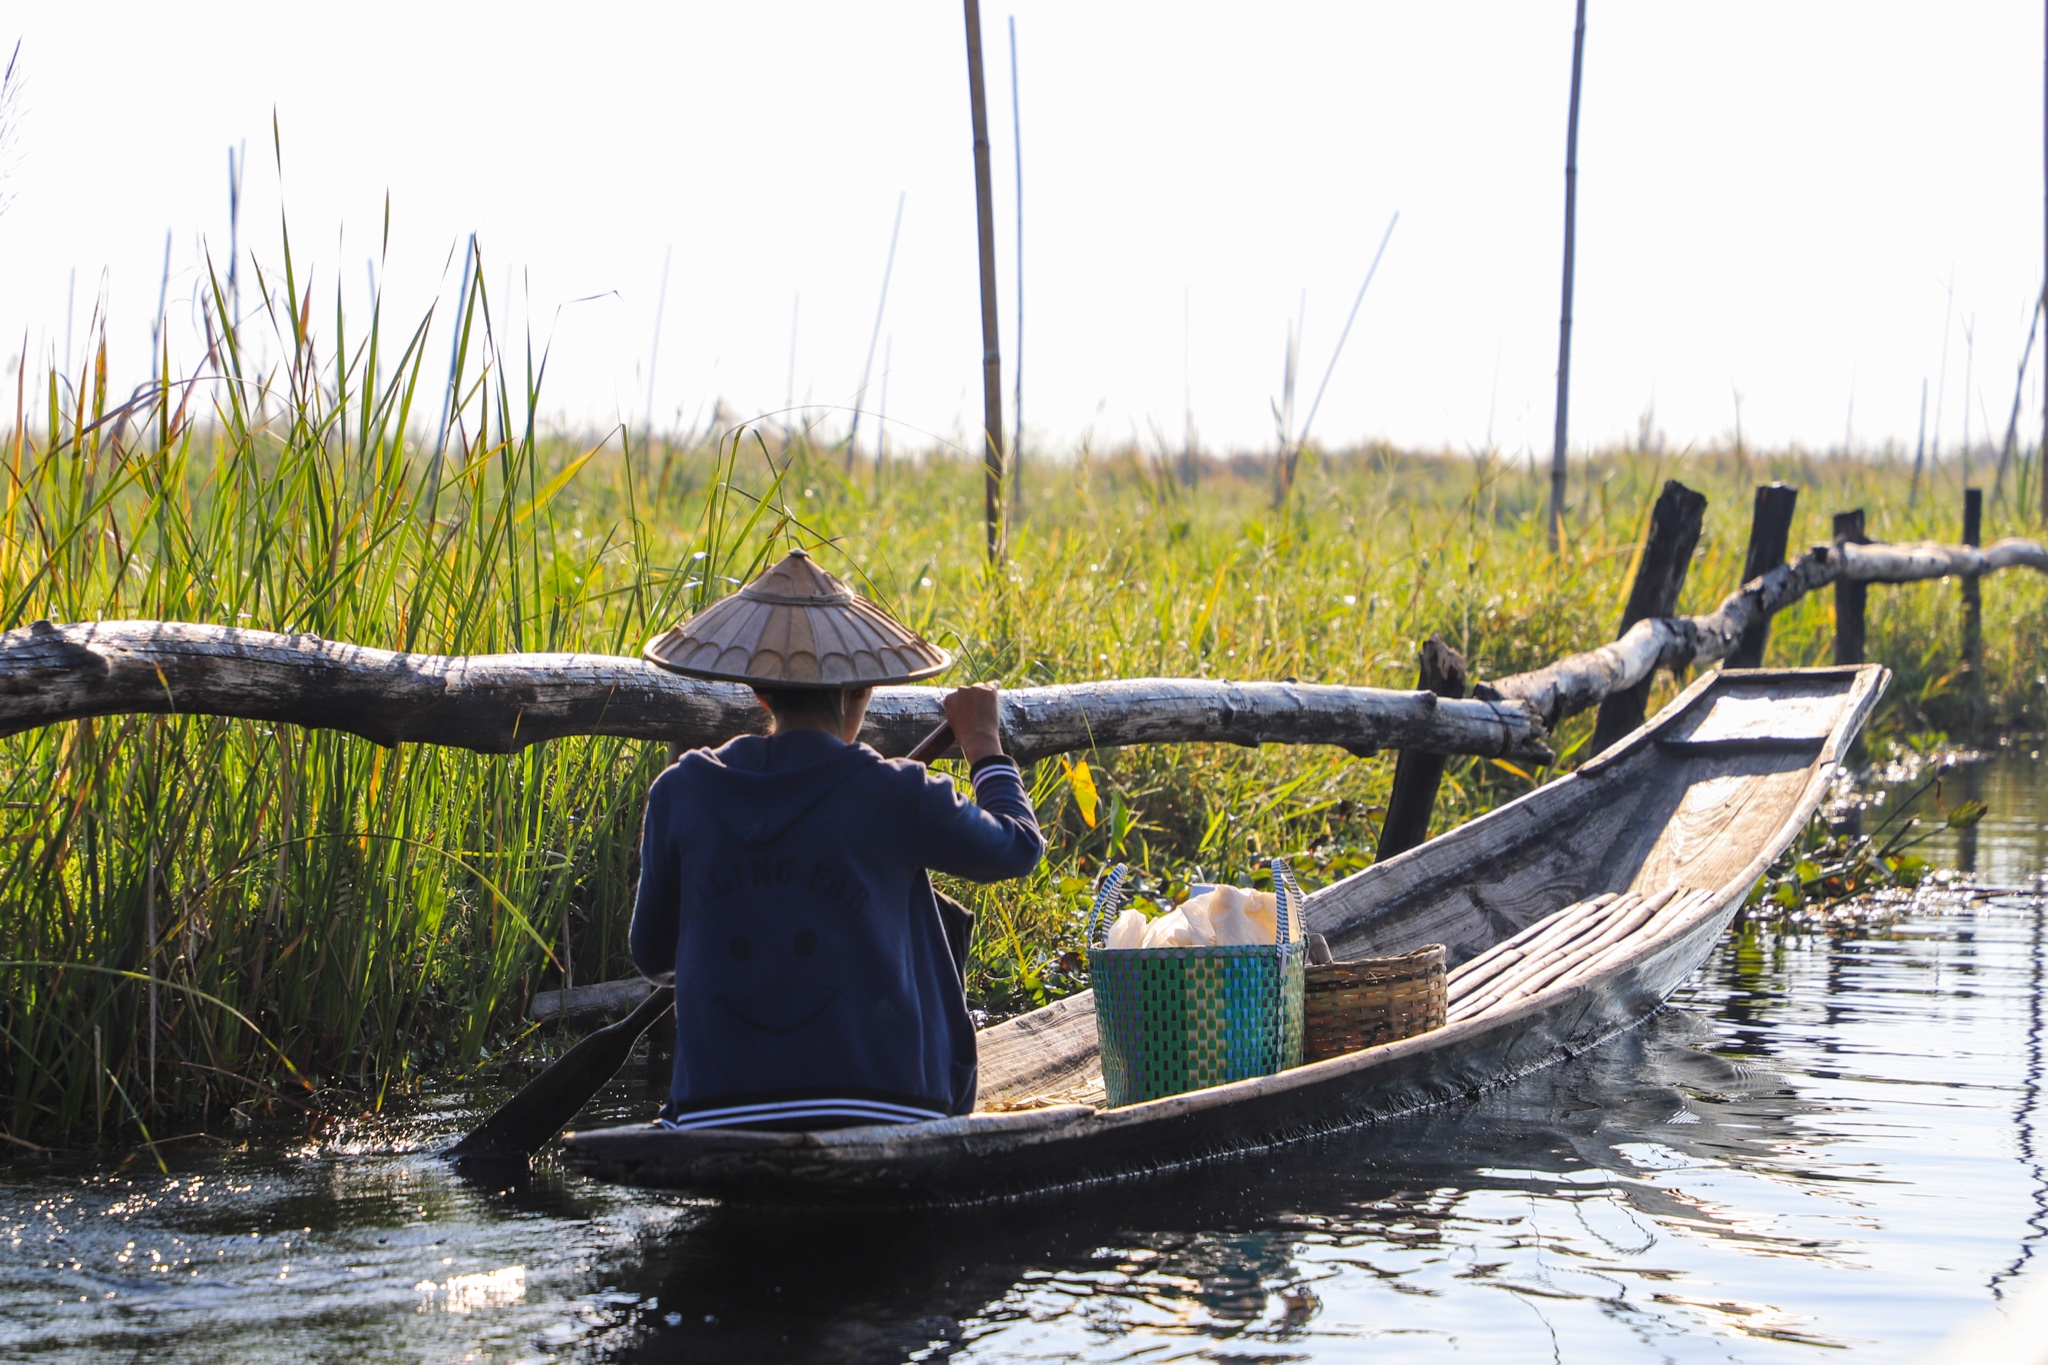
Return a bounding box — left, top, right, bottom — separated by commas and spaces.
2, 477, 2024, 1028
0, 620, 1555, 764
1482, 529, 2048, 728
0, 487, 2044, 768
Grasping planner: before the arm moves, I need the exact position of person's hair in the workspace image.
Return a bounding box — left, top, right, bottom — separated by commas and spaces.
753, 686, 847, 731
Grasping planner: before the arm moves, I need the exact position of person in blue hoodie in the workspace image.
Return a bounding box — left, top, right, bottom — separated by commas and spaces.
631, 549, 1043, 1131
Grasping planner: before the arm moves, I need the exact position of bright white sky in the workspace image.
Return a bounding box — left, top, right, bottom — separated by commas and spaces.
0, 2, 2041, 462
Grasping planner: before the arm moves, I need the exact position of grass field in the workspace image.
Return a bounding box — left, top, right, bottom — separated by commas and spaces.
3, 258, 2044, 1149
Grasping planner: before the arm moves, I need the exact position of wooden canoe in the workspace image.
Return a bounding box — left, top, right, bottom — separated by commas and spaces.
561, 664, 1887, 1205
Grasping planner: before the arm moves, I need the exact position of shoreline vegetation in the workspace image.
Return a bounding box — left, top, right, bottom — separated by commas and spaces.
5, 256, 2046, 1153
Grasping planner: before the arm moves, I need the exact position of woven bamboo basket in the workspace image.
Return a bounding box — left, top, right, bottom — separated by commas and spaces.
1301, 943, 1446, 1062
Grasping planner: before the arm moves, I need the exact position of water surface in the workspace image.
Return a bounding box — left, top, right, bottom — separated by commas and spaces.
3, 754, 2045, 1362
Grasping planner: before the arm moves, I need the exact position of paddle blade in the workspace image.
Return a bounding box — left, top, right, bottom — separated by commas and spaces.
448, 985, 676, 1162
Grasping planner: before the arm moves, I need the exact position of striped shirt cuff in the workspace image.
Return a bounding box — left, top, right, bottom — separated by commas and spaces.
968, 754, 1020, 790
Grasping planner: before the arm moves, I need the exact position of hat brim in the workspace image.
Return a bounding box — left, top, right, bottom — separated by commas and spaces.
641, 634, 954, 688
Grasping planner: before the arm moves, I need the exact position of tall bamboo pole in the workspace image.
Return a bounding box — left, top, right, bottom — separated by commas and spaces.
1548, 0, 1588, 551
1009, 15, 1026, 519
963, 0, 1006, 563
2041, 0, 2047, 523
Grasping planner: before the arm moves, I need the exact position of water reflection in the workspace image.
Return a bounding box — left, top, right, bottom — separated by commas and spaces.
1, 755, 2045, 1362
591, 1004, 1861, 1362
1995, 891, 2048, 1298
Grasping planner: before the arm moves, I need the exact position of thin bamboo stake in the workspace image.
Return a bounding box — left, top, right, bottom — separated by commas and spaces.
1548, 0, 1588, 552
643, 244, 672, 446
1272, 296, 1303, 507
433, 233, 477, 473
226, 141, 246, 331
1993, 292, 2041, 502
848, 191, 904, 469
1291, 212, 1400, 480
1182, 286, 1196, 487
875, 335, 892, 475
1931, 270, 1955, 505
1913, 378, 1928, 505
1963, 315, 1977, 488
784, 293, 799, 444
149, 229, 172, 363
962, 0, 1006, 563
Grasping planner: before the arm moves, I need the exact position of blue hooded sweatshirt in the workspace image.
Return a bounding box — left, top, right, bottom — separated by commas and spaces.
628, 728, 1043, 1130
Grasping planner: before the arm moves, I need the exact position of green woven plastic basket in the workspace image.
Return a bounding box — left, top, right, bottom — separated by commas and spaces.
1088, 861, 1308, 1108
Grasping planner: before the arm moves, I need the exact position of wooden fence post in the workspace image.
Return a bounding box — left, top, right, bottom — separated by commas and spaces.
1832, 509, 1869, 665
1727, 482, 1800, 668
1590, 480, 1707, 755
1962, 487, 1984, 735
1961, 487, 1984, 666
1375, 635, 1469, 860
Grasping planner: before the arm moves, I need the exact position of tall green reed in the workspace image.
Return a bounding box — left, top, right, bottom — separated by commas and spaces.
4, 221, 2044, 1147
0, 229, 754, 1145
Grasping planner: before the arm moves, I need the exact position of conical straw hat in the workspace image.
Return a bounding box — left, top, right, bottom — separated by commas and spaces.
643, 548, 952, 688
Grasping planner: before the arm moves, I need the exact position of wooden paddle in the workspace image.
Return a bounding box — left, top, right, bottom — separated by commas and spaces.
447, 980, 677, 1163
446, 718, 958, 1163
903, 722, 957, 764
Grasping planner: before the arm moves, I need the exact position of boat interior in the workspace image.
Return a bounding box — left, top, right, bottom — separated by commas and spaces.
970, 666, 1883, 1114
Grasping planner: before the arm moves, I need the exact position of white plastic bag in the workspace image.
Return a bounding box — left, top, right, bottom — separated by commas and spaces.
1139, 906, 1205, 948
1112, 881, 1293, 950
1173, 885, 1281, 945
1104, 907, 1150, 950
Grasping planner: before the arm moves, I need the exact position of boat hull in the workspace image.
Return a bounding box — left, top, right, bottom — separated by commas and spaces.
563, 665, 1886, 1205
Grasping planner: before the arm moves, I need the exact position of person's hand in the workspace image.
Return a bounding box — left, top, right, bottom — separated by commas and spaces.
943, 683, 1005, 763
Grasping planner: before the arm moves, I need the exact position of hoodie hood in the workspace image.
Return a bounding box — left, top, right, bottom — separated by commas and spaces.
682, 729, 875, 845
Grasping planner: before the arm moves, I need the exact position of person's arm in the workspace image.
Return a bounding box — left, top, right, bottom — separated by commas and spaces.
914, 684, 1044, 881
627, 772, 683, 983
